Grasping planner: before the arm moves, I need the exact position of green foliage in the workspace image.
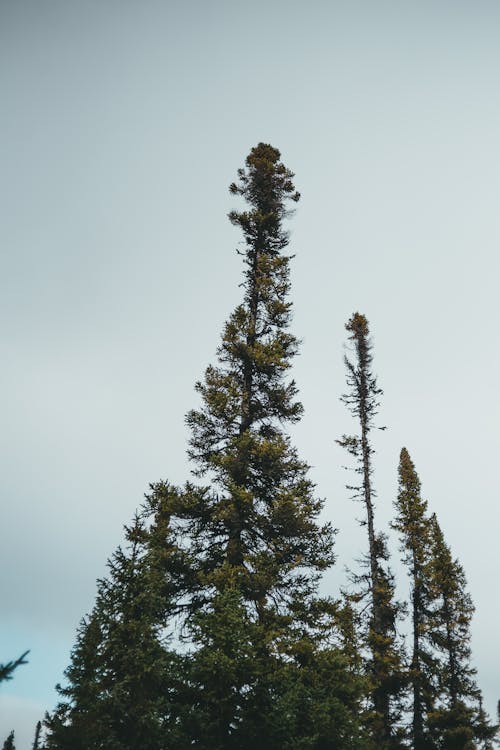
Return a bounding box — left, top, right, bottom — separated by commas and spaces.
338, 314, 406, 749
45, 509, 184, 750
0, 652, 28, 683
45, 144, 363, 749
393, 448, 436, 749
42, 144, 495, 750
2, 732, 15, 750
32, 721, 42, 750
174, 143, 363, 747
394, 449, 497, 750
426, 516, 497, 749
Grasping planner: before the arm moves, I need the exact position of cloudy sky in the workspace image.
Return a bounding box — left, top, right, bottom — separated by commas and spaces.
2, 1, 500, 746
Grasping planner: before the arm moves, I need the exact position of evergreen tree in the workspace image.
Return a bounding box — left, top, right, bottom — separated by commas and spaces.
152, 143, 363, 748
174, 143, 363, 747
426, 515, 497, 750
32, 721, 42, 750
47, 143, 364, 749
338, 312, 405, 749
393, 449, 497, 750
2, 732, 15, 750
45, 504, 185, 750
392, 448, 436, 749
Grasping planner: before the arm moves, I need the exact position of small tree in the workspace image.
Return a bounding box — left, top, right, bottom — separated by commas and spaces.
45, 503, 185, 750
338, 312, 405, 749
2, 732, 15, 750
426, 515, 497, 750
393, 448, 436, 749
32, 721, 42, 750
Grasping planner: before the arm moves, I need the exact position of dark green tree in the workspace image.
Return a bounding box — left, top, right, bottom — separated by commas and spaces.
392, 449, 496, 750
426, 515, 497, 750
2, 732, 15, 750
47, 144, 364, 749
392, 448, 436, 749
32, 721, 42, 750
45, 504, 185, 750
165, 143, 364, 747
338, 312, 405, 749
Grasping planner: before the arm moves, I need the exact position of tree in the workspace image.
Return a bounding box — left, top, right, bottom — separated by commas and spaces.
32, 721, 42, 750
2, 732, 15, 750
426, 515, 497, 750
175, 143, 363, 747
45, 504, 185, 750
338, 312, 405, 749
393, 448, 436, 749
46, 143, 364, 749
0, 651, 28, 683
393, 449, 497, 750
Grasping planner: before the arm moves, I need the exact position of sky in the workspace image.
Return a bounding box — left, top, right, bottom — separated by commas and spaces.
2, 0, 500, 746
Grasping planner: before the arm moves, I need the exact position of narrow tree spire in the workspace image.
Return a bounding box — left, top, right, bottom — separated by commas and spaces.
338, 313, 404, 749
424, 513, 498, 748
393, 448, 434, 749
32, 721, 42, 750
339, 313, 381, 589
186, 143, 331, 612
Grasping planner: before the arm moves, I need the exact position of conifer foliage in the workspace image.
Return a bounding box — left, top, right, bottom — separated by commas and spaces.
394, 449, 497, 750
393, 448, 436, 749
45, 508, 183, 750
338, 313, 405, 749
184, 142, 329, 611
0, 652, 28, 683
42, 145, 494, 750
1, 731, 15, 750
426, 514, 496, 749
32, 721, 42, 750
44, 144, 363, 750
174, 142, 363, 748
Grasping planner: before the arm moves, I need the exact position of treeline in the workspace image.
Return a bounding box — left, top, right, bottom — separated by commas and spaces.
9, 144, 496, 750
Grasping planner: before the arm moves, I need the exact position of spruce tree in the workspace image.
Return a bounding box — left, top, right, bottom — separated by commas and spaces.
426, 515, 497, 750
45, 504, 184, 750
393, 449, 497, 750
2, 732, 15, 750
338, 312, 405, 749
171, 143, 363, 748
393, 448, 436, 749
46, 144, 364, 749
32, 721, 42, 750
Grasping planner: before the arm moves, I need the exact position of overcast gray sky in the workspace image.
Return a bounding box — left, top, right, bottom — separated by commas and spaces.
2, 1, 500, 746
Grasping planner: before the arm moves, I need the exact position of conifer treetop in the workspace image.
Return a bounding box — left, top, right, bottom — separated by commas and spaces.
229, 143, 300, 214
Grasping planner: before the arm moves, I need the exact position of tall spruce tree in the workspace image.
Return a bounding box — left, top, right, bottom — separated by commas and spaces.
393, 448, 436, 749
171, 142, 364, 748
426, 515, 497, 750
338, 312, 405, 749
46, 144, 364, 750
394, 449, 496, 750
